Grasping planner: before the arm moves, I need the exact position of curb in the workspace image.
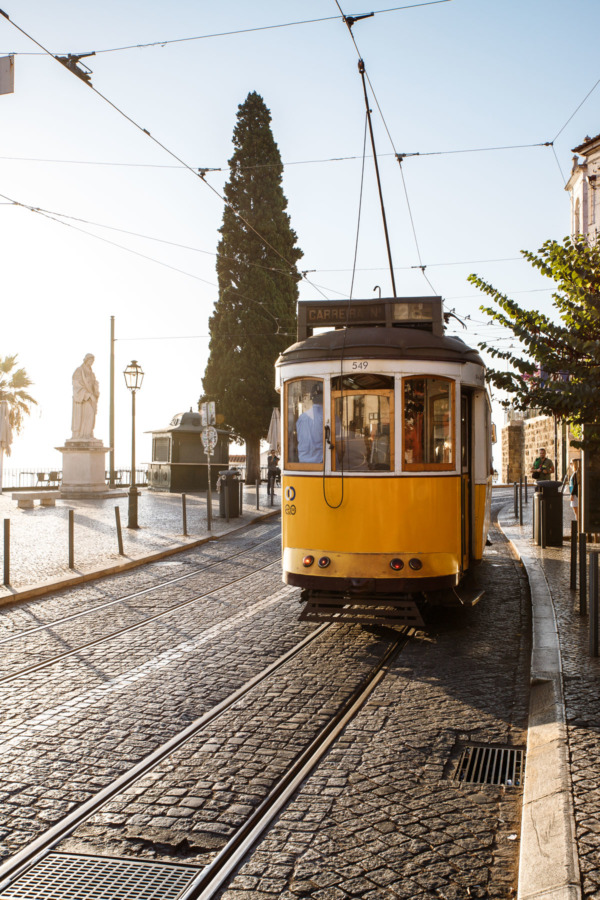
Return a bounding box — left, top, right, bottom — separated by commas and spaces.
497, 508, 581, 900
0, 508, 281, 608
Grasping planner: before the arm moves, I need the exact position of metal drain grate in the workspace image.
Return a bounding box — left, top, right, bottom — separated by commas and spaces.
0, 852, 200, 900
455, 744, 525, 786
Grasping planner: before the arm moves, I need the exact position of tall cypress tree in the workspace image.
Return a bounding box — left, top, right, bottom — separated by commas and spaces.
202, 92, 302, 482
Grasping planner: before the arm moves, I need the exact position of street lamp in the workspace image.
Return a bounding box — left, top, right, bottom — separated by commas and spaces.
124, 360, 144, 529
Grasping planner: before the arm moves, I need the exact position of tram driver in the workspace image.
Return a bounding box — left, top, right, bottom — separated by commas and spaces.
296, 383, 324, 463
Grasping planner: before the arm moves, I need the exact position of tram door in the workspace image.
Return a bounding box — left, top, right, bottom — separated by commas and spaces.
460, 392, 472, 571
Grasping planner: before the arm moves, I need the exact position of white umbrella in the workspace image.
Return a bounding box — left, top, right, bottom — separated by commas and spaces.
0, 400, 12, 493
267, 407, 281, 455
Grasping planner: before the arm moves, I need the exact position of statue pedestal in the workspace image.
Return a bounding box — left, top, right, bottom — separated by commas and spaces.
57, 440, 118, 499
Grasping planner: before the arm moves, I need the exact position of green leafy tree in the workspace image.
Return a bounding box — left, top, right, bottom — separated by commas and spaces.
202, 92, 302, 481
0, 355, 37, 443
468, 236, 600, 448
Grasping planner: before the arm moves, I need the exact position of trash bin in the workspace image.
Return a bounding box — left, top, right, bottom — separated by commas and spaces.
533, 480, 563, 547
218, 469, 241, 518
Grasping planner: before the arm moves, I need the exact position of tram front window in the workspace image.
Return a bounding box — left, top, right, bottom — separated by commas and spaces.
285, 378, 324, 469
331, 374, 393, 472
403, 376, 454, 470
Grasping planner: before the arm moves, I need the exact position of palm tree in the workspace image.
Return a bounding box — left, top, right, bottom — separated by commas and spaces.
0, 355, 37, 432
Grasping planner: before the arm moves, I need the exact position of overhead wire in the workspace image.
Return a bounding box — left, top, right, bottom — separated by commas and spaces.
1, 188, 313, 329
0, 9, 329, 303
0, 141, 552, 172
0, 2, 452, 56
333, 0, 439, 296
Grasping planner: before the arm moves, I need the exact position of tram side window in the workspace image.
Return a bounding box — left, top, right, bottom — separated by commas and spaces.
403, 377, 454, 469
285, 378, 324, 469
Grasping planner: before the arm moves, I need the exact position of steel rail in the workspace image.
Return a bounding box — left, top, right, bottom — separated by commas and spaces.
0, 531, 280, 646
0, 622, 331, 893
0, 555, 285, 686
181, 629, 410, 900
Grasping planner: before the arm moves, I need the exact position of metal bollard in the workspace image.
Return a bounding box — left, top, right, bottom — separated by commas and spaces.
256, 478, 260, 510
514, 482, 518, 518
570, 521, 578, 591
524, 475, 528, 504
519, 479, 523, 526
539, 497, 546, 549
239, 480, 244, 515
68, 509, 75, 569
181, 493, 187, 536
580, 532, 588, 616
224, 482, 230, 523
590, 550, 599, 656
532, 494, 537, 541
3, 518, 9, 586
115, 506, 124, 555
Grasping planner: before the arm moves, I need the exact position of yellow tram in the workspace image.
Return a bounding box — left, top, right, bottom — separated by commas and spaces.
275, 297, 493, 625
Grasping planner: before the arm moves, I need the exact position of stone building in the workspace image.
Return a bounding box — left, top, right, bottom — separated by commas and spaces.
565, 132, 600, 242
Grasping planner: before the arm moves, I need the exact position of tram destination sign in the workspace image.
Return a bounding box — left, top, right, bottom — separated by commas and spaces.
297, 297, 443, 340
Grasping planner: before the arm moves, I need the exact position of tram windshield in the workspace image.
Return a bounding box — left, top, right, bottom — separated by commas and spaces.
331, 374, 393, 472
403, 376, 454, 470
285, 378, 324, 469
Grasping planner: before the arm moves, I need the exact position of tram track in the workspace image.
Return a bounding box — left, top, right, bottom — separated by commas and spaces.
0, 624, 409, 898
0, 530, 280, 646
0, 550, 283, 687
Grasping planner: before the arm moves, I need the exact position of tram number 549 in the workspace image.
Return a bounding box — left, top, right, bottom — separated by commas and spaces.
351, 361, 369, 370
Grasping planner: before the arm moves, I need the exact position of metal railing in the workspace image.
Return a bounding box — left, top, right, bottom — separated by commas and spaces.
1, 467, 148, 491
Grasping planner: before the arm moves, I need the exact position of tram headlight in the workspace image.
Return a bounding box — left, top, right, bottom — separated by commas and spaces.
390, 558, 404, 571
302, 555, 315, 567
408, 558, 423, 571
318, 556, 330, 568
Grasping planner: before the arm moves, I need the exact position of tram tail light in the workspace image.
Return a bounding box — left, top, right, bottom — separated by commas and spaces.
409, 558, 423, 571
302, 555, 315, 567
318, 556, 330, 568
390, 558, 404, 571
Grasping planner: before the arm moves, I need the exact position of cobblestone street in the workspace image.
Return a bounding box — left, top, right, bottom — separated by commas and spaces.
0, 492, 531, 898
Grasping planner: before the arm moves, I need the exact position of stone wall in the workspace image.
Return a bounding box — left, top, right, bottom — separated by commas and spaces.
502, 416, 574, 483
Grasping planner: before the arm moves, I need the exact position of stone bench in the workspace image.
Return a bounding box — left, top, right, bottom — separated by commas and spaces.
12, 491, 61, 509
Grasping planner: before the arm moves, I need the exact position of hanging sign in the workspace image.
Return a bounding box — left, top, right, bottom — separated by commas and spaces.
0, 56, 14, 95
201, 425, 218, 455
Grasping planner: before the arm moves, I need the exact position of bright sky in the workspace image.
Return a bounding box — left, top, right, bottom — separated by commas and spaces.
1, 0, 598, 471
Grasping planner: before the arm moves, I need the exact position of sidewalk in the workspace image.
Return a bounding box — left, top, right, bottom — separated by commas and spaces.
0, 485, 281, 604
498, 487, 600, 900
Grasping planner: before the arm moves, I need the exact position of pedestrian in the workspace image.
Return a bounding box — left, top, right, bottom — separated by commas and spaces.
267, 448, 280, 494
569, 458, 580, 526
531, 447, 554, 480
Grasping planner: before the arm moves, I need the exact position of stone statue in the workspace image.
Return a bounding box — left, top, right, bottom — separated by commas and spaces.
71, 353, 99, 441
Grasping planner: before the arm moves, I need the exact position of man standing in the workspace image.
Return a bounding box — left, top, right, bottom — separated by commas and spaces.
531, 447, 554, 480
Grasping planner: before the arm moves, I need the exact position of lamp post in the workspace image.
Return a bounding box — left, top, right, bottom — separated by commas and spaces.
124, 360, 144, 529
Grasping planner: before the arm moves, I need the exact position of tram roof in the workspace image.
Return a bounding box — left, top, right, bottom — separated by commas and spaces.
278, 325, 484, 367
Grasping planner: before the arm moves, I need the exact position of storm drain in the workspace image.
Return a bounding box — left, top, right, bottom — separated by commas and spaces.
454, 744, 525, 787
0, 852, 200, 900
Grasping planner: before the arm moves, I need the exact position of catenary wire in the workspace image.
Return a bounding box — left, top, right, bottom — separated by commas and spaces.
0, 10, 326, 301
1, 189, 312, 328
334, 0, 438, 295
0, 2, 452, 55
0, 141, 552, 171
553, 75, 600, 143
